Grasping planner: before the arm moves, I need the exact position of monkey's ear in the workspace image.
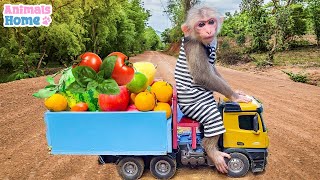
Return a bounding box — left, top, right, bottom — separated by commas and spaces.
181, 24, 191, 37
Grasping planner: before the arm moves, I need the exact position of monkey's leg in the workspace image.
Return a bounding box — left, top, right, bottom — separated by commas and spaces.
202, 136, 230, 173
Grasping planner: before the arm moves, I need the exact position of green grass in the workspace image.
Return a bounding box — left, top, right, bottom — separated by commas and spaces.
251, 46, 320, 67
282, 70, 308, 83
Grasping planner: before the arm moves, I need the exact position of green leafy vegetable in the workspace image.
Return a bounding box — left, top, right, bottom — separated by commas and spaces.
33, 67, 74, 98
98, 56, 117, 79
67, 59, 120, 95
72, 66, 97, 87
67, 81, 86, 93
96, 79, 120, 95
46, 76, 56, 85
87, 81, 99, 90
33, 88, 57, 98
34, 56, 120, 99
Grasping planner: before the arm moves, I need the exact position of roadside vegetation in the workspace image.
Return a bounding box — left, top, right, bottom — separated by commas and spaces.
1, 0, 319, 86
0, 0, 163, 83
162, 0, 320, 86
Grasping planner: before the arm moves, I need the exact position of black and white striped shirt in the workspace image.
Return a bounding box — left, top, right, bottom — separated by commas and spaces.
174, 38, 217, 106
174, 37, 226, 137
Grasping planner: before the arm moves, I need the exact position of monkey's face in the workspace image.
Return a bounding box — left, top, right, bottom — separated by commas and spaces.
194, 17, 217, 45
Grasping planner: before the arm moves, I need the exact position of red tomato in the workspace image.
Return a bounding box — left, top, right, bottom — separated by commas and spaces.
108, 52, 128, 60
107, 52, 134, 86
78, 52, 102, 72
70, 102, 89, 111
98, 86, 130, 111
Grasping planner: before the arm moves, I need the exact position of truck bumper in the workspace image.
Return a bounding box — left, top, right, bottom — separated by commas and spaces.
247, 148, 268, 173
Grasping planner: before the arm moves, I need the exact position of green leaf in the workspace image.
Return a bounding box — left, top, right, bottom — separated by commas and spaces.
45, 84, 58, 89
58, 67, 72, 85
96, 79, 120, 95
99, 56, 117, 79
58, 67, 74, 92
33, 88, 57, 98
87, 81, 99, 90
72, 66, 97, 87
96, 71, 106, 83
46, 76, 55, 85
66, 81, 86, 93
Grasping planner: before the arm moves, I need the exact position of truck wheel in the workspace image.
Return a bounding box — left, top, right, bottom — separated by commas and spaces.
117, 157, 144, 180
150, 156, 176, 179
225, 153, 250, 178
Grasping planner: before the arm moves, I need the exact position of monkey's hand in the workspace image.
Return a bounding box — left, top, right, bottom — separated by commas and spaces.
230, 93, 252, 103
207, 150, 231, 174
235, 89, 246, 96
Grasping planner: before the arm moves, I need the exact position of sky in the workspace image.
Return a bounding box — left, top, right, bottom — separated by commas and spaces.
142, 0, 271, 32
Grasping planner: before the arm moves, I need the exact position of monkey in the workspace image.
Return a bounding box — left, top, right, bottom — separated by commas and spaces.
174, 4, 251, 174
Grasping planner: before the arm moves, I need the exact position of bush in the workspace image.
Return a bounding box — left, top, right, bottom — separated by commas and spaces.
221, 40, 231, 49
254, 60, 273, 68
218, 50, 253, 65
288, 39, 311, 49
6, 70, 38, 82
236, 33, 246, 46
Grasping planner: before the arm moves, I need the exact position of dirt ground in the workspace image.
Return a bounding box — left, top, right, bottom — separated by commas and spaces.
1, 51, 320, 180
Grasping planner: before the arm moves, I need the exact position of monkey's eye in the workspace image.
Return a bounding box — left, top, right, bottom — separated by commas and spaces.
198, 22, 206, 28
208, 19, 215, 25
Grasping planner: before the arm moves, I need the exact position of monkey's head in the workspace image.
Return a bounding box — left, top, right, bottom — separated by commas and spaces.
181, 5, 223, 45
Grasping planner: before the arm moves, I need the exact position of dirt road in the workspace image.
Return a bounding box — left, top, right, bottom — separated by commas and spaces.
1, 51, 320, 180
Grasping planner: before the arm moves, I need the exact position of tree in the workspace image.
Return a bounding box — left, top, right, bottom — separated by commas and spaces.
143, 27, 162, 50
0, 0, 160, 82
273, 2, 307, 48
263, 0, 309, 63
162, 0, 200, 44
240, 0, 272, 52
308, 0, 320, 45
221, 11, 250, 46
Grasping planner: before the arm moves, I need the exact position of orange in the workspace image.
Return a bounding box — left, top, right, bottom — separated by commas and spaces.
134, 92, 156, 111
44, 93, 68, 111
151, 81, 173, 103
153, 102, 172, 119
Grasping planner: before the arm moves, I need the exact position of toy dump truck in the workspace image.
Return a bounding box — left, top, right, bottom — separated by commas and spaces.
44, 90, 269, 179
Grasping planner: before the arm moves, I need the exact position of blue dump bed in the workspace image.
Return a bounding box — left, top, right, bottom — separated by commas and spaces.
45, 111, 172, 155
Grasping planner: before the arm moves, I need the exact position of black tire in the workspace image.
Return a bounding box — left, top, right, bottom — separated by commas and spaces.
150, 156, 177, 179
117, 157, 145, 180
225, 153, 250, 178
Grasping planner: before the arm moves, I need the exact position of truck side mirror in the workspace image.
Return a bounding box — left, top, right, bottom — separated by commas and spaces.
253, 114, 259, 132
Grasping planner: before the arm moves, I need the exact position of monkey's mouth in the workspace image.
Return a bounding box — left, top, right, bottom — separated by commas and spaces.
204, 36, 214, 40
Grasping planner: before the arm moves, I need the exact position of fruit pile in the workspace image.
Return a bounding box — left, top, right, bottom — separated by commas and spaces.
131, 80, 173, 119
34, 52, 173, 119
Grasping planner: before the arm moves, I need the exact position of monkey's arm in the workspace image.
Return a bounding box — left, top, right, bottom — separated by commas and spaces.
185, 40, 239, 99
213, 66, 223, 78
188, 55, 237, 99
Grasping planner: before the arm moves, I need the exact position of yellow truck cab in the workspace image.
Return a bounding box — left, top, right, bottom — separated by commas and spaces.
218, 96, 269, 177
